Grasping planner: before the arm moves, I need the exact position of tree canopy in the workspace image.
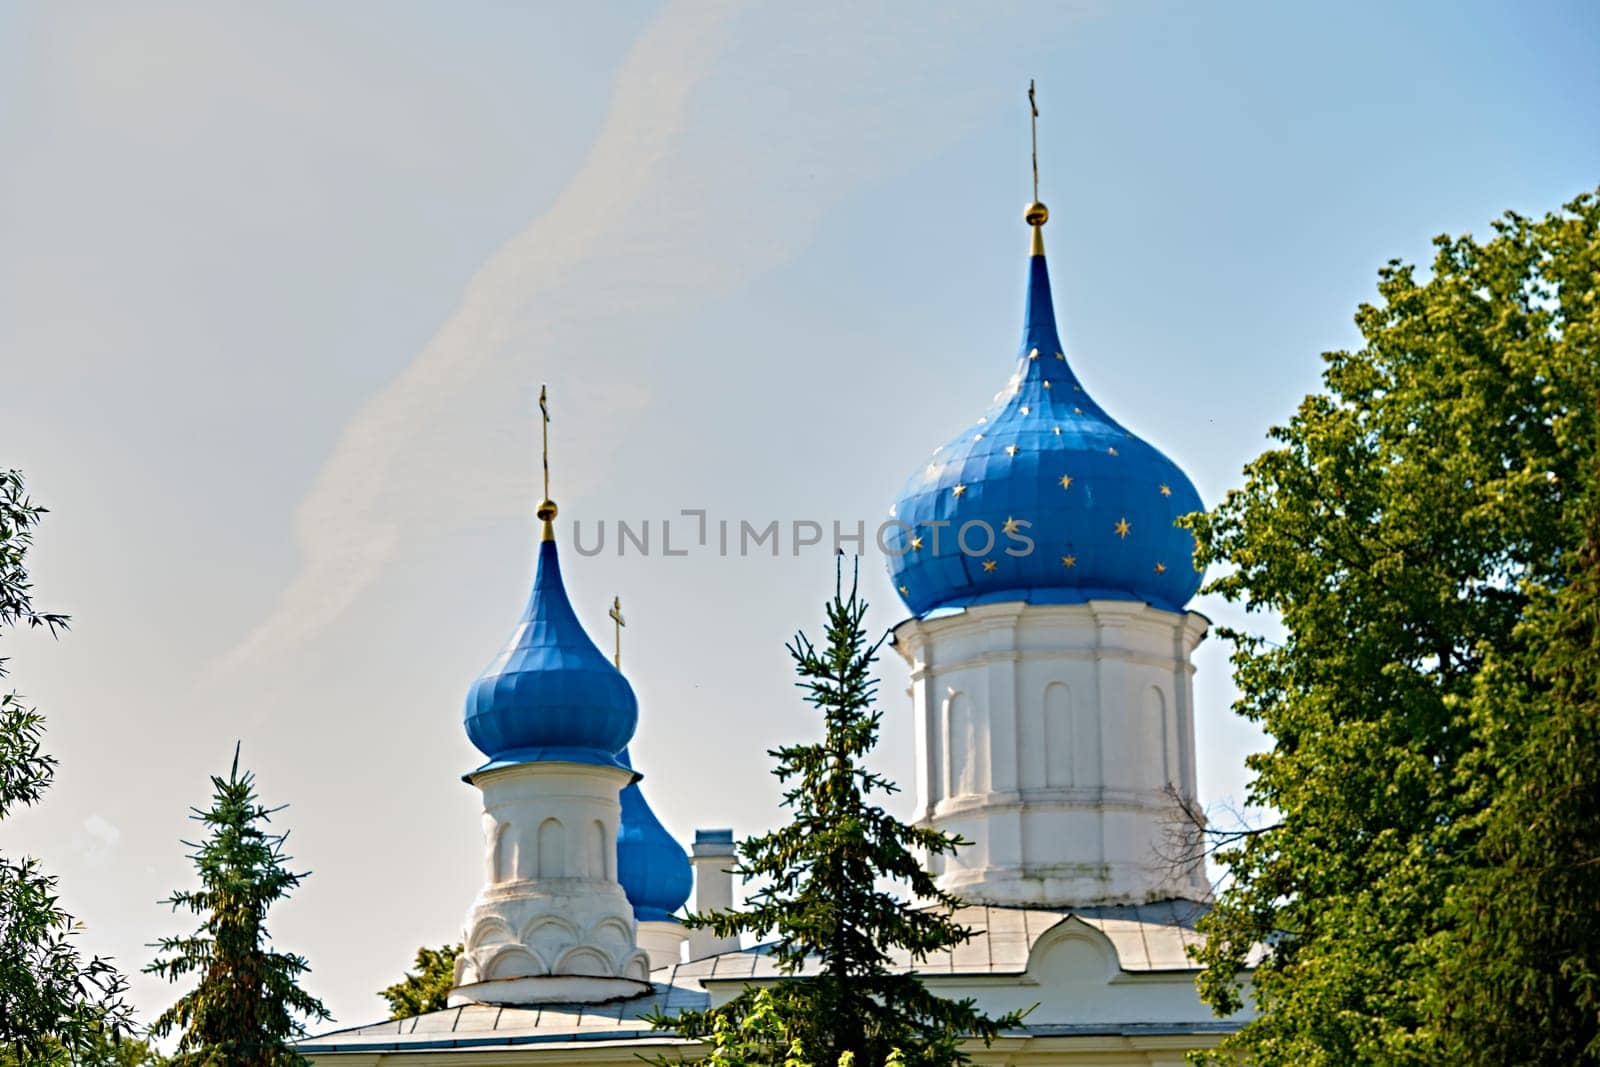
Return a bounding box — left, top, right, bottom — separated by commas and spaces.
0, 469, 131, 1062
378, 944, 460, 1020
1187, 189, 1600, 1064
655, 562, 1021, 1067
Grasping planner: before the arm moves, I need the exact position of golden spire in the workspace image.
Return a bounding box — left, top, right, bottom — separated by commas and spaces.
1025, 79, 1048, 258
608, 595, 625, 668
536, 384, 558, 541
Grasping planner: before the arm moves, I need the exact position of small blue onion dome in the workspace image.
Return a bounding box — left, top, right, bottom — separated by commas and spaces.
885, 207, 1204, 616
615, 747, 693, 923
464, 523, 637, 770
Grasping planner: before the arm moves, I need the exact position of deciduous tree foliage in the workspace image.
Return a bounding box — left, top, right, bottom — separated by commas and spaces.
1186, 190, 1600, 1064
0, 1031, 167, 1067
0, 469, 131, 1061
146, 751, 330, 1066
378, 944, 460, 1020
655, 563, 1020, 1067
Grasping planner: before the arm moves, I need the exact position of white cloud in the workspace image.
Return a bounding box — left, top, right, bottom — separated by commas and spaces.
72, 814, 121, 869
214, 0, 741, 673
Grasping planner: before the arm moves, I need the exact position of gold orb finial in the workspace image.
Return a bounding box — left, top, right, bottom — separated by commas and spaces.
537, 498, 558, 540
1025, 201, 1049, 226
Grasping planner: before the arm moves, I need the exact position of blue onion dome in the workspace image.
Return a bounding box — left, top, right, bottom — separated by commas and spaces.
885, 203, 1204, 616
464, 502, 637, 769
615, 747, 693, 923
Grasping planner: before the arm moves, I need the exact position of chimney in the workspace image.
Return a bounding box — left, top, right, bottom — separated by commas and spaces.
686, 828, 740, 961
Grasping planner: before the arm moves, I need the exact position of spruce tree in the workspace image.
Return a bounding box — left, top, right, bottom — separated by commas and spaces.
657, 562, 1020, 1067
146, 749, 329, 1066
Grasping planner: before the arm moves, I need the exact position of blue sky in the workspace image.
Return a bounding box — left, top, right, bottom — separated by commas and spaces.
3, 0, 1597, 1030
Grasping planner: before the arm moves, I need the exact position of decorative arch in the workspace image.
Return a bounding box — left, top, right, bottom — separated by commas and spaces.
519, 914, 579, 947
1025, 916, 1121, 987
553, 946, 613, 978
591, 916, 634, 952
491, 820, 514, 883
1043, 682, 1072, 787
537, 817, 565, 879
624, 951, 652, 982
591, 819, 609, 880
1145, 684, 1171, 787
946, 692, 987, 797
465, 915, 515, 951
482, 944, 547, 980
1070, 678, 1102, 788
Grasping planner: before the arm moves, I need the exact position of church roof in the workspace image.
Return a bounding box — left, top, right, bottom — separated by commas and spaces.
463, 521, 638, 772
884, 207, 1205, 617
616, 747, 693, 922
675, 899, 1212, 981
300, 901, 1228, 1056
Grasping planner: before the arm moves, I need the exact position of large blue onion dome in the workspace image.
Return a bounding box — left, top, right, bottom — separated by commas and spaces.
464, 505, 637, 770
885, 204, 1204, 616
615, 747, 693, 923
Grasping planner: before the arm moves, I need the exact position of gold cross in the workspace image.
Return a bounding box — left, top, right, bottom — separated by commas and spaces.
1029, 80, 1040, 203
538, 385, 550, 501
608, 595, 625, 669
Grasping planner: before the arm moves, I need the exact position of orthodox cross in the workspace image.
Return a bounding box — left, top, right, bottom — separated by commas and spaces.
1028, 79, 1040, 203
538, 384, 551, 501
609, 595, 625, 669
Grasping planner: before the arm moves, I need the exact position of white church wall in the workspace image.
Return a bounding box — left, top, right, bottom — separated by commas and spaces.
452, 760, 652, 1005
894, 601, 1210, 907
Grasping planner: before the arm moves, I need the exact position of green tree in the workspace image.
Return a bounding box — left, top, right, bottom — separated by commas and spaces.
1185, 190, 1600, 1064
378, 944, 460, 1019
0, 1031, 167, 1067
655, 563, 1021, 1067
146, 749, 330, 1066
0, 469, 131, 1061
1423, 424, 1600, 1052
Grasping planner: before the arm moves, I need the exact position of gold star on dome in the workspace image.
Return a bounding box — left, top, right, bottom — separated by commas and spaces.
910, 535, 924, 551
1005, 445, 1020, 457
952, 484, 966, 497
1061, 554, 1077, 568
1028, 348, 1040, 360
1108, 446, 1119, 456
1042, 380, 1052, 389
1074, 406, 1083, 415
1073, 384, 1081, 392
1154, 562, 1167, 574
1059, 474, 1073, 489
975, 432, 985, 441
1002, 516, 1021, 534
1020, 405, 1030, 415
1055, 351, 1066, 361
1052, 426, 1062, 435
982, 559, 998, 573
1115, 517, 1131, 538
1160, 484, 1172, 497
899, 584, 909, 595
